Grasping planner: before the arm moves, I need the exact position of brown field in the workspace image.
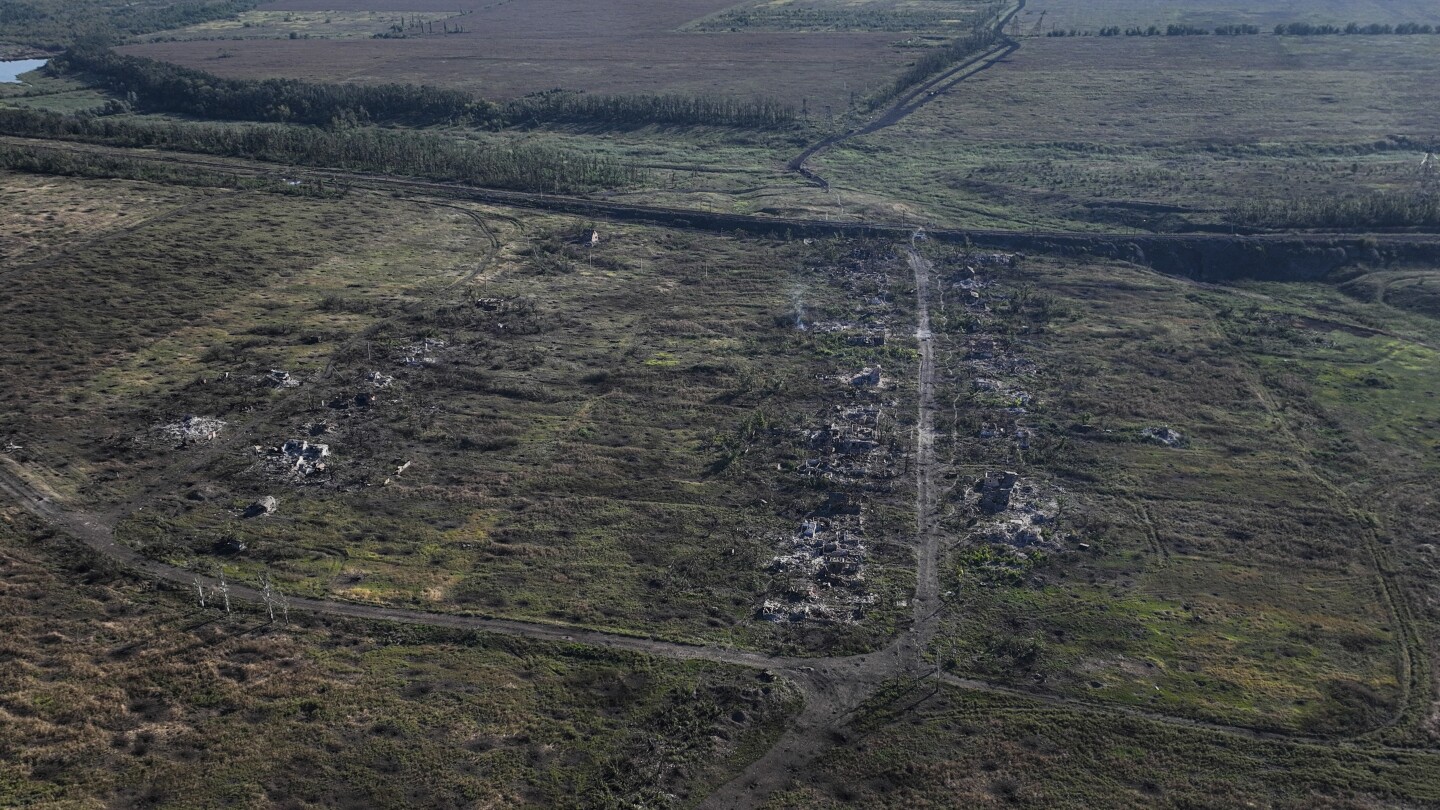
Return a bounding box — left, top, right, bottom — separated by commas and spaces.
119, 0, 917, 109
1031, 0, 1440, 32
887, 34, 1440, 144
811, 33, 1440, 229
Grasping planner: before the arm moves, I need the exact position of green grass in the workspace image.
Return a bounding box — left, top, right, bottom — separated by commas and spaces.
0, 511, 798, 808
142, 10, 463, 42
765, 681, 1440, 808
915, 246, 1436, 736
684, 0, 997, 33
1, 170, 919, 653
812, 35, 1440, 231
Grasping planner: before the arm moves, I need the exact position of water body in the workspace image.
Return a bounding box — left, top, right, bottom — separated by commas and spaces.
0, 59, 47, 84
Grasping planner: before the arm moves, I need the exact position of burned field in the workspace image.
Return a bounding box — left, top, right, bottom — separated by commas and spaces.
119, 0, 917, 111
0, 171, 925, 654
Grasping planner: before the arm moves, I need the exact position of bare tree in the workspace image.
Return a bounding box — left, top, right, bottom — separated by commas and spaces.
216, 567, 232, 620
193, 575, 207, 609
259, 572, 277, 622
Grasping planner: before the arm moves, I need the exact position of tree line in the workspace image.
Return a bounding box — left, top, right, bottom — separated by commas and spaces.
0, 107, 644, 193
0, 0, 259, 49
57, 47, 499, 127
1228, 191, 1440, 229
503, 90, 795, 130
54, 48, 796, 131
870, 26, 1000, 110
1051, 22, 1438, 37
1274, 22, 1438, 36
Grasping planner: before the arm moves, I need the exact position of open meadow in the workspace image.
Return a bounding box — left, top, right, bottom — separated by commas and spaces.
1032, 0, 1440, 33
812, 33, 1440, 230
0, 512, 796, 808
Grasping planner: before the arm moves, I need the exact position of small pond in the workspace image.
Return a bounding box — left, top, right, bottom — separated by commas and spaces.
0, 59, 48, 84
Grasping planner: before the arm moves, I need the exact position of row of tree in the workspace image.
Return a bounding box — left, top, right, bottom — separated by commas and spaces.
0, 108, 644, 193
1274, 22, 1439, 36
0, 0, 259, 49
1053, 22, 1437, 37
1093, 24, 1249, 36
872, 27, 1000, 109
57, 47, 499, 127
1059, 23, 1249, 36
1229, 191, 1440, 229
503, 90, 795, 130
54, 48, 797, 131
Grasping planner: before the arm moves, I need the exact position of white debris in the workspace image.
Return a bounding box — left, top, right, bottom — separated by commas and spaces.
267, 369, 300, 388
1140, 426, 1185, 447
158, 415, 227, 444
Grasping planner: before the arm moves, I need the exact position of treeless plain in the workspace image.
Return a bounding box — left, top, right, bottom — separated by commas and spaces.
120, 0, 919, 110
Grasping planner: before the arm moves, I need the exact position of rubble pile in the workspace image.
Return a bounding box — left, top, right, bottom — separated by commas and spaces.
266, 369, 301, 389
1141, 426, 1185, 447
157, 415, 226, 444
243, 495, 279, 518
801, 399, 898, 482
757, 245, 904, 625
397, 338, 447, 367
759, 495, 875, 624
969, 470, 1061, 551
258, 438, 331, 480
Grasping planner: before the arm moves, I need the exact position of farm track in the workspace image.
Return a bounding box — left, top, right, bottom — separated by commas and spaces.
4, 244, 1434, 808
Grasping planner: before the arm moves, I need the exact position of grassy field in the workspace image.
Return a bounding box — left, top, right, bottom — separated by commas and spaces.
0, 169, 920, 654
0, 510, 797, 808
684, 0, 997, 33
814, 34, 1440, 230
903, 241, 1440, 739
765, 681, 1440, 808
142, 9, 464, 41
1033, 0, 1440, 32
0, 67, 110, 114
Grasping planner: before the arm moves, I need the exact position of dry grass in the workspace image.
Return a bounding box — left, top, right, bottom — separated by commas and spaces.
118, 0, 917, 110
